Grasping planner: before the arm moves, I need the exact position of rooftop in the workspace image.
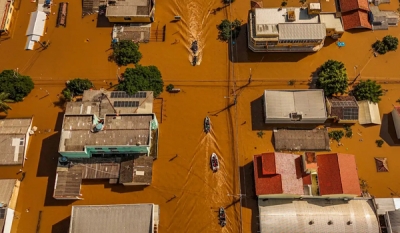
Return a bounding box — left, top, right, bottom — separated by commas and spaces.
278, 23, 326, 40
119, 155, 153, 184
338, 0, 369, 12
319, 13, 344, 32
375, 157, 389, 172
358, 100, 381, 125
317, 153, 361, 196
0, 118, 32, 165
0, 0, 10, 29
264, 90, 327, 120
253, 153, 310, 196
259, 198, 379, 233
310, 0, 337, 12
106, 0, 152, 17
0, 179, 17, 231
274, 129, 330, 151
342, 10, 372, 30
327, 96, 359, 121
69, 204, 156, 233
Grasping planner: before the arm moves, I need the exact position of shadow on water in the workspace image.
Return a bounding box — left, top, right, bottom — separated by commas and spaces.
240, 161, 259, 233
52, 216, 70, 233
82, 180, 147, 193
96, 14, 113, 28
380, 113, 400, 146
229, 24, 309, 63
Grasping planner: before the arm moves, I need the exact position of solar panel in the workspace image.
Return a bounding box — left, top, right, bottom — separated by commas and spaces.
110, 91, 147, 99
0, 208, 5, 219
114, 101, 139, 108
343, 108, 358, 120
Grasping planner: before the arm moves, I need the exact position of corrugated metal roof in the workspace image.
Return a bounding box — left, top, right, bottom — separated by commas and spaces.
259, 198, 379, 233
69, 204, 155, 233
358, 100, 381, 125
264, 90, 327, 119
278, 24, 326, 40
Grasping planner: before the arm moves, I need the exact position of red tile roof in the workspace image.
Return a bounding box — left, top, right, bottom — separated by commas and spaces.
253, 152, 306, 196
394, 106, 400, 116
342, 10, 372, 30
317, 153, 361, 196
339, 0, 369, 12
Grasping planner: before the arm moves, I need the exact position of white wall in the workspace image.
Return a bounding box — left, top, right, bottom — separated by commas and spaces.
392, 109, 400, 139
3, 208, 15, 233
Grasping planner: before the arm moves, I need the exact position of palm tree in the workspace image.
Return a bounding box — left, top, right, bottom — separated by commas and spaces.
0, 92, 14, 114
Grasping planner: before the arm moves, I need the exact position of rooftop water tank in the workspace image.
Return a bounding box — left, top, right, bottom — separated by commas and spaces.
95, 123, 103, 131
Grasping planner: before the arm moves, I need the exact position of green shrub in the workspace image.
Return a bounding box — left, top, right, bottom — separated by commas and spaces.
328, 130, 344, 142
0, 70, 34, 101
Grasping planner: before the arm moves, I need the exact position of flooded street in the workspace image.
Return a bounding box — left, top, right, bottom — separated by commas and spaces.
1, 0, 400, 232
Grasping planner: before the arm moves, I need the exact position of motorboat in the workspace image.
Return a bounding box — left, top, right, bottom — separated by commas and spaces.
204, 116, 211, 133
191, 40, 198, 54
219, 207, 226, 227
210, 153, 219, 172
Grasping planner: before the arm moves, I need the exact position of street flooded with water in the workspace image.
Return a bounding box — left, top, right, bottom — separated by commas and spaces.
2, 0, 400, 232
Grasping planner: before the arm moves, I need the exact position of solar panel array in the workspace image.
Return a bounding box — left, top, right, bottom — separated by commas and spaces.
332, 101, 358, 108
114, 101, 140, 108
343, 108, 358, 120
110, 91, 147, 99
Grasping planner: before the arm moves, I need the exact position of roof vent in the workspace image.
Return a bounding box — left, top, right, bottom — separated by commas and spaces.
328, 220, 333, 225
347, 221, 352, 225
309, 220, 314, 225
290, 112, 302, 121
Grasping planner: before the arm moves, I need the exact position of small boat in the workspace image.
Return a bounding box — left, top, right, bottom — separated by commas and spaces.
191, 40, 198, 54
192, 56, 197, 66
210, 153, 219, 172
219, 207, 226, 227
204, 116, 211, 133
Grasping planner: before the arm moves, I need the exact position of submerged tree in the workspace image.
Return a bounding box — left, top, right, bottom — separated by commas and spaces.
0, 92, 14, 114
217, 19, 242, 42
0, 70, 34, 101
316, 60, 348, 96
66, 78, 94, 95
373, 40, 388, 54
117, 65, 164, 97
383, 35, 398, 51
112, 40, 142, 66
353, 79, 383, 103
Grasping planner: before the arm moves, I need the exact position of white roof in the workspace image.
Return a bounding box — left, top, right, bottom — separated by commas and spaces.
26, 11, 46, 36
69, 204, 155, 233
358, 100, 381, 125
320, 13, 344, 32
278, 23, 326, 40
259, 198, 379, 233
264, 90, 327, 119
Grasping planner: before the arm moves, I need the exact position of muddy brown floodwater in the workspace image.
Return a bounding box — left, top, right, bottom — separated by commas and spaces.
2, 0, 400, 232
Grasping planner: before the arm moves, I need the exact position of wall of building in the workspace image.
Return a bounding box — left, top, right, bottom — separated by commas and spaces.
107, 15, 152, 23
8, 180, 20, 210
392, 109, 400, 139
3, 208, 14, 233
60, 145, 150, 158
265, 118, 327, 124
258, 194, 302, 199
1, 2, 14, 32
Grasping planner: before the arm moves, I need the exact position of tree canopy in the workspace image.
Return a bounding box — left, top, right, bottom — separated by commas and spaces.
217, 19, 242, 42
117, 65, 164, 97
112, 40, 142, 66
373, 40, 388, 54
373, 35, 398, 54
66, 78, 93, 95
0, 70, 34, 101
316, 60, 348, 96
353, 79, 383, 103
0, 92, 14, 114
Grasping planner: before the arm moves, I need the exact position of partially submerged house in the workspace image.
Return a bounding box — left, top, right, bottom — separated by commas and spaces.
338, 0, 372, 30
0, 118, 33, 166
370, 5, 399, 30
105, 0, 155, 23
326, 96, 359, 123
69, 203, 159, 233
25, 11, 46, 50
54, 90, 158, 200
391, 106, 400, 139
375, 198, 400, 233
358, 100, 381, 125
263, 90, 327, 124
273, 129, 330, 151
0, 179, 20, 233
0, 0, 14, 34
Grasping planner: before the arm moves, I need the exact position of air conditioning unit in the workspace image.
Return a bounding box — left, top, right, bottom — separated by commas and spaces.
290, 112, 303, 121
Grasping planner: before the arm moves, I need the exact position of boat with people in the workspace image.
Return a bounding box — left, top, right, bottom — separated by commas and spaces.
219, 207, 226, 227
204, 116, 211, 133
191, 40, 198, 55
210, 153, 219, 172
192, 56, 198, 66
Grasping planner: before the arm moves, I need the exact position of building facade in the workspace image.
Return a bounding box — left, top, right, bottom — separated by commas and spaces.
0, 0, 14, 34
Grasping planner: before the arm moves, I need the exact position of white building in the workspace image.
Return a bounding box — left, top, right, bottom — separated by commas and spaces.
391, 106, 400, 139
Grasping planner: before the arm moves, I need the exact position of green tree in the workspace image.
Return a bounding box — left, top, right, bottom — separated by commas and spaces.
117, 65, 164, 97
373, 40, 388, 54
383, 35, 398, 51
66, 78, 93, 95
353, 79, 383, 103
166, 84, 174, 92
217, 19, 242, 42
316, 60, 348, 96
62, 88, 73, 101
0, 92, 14, 114
0, 70, 34, 101
112, 40, 142, 66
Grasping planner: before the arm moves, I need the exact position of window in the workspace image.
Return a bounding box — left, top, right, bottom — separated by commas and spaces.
0, 209, 5, 219
124, 17, 132, 20
108, 148, 118, 150
95, 148, 103, 150
19, 138, 24, 146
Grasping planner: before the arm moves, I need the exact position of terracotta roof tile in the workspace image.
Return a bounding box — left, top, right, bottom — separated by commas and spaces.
342, 10, 372, 30
253, 152, 306, 196
317, 153, 361, 196
339, 0, 369, 12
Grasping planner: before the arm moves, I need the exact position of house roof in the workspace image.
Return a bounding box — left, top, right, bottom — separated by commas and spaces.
338, 0, 369, 12
258, 199, 379, 233
342, 10, 372, 30
375, 157, 388, 172
358, 100, 381, 125
105, 0, 152, 17
274, 129, 330, 151
69, 204, 156, 233
278, 23, 326, 40
394, 106, 400, 116
253, 153, 309, 196
327, 96, 359, 121
264, 90, 327, 120
317, 153, 361, 196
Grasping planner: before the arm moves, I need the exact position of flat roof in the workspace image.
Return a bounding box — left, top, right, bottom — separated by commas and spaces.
264, 90, 327, 120
120, 156, 153, 184
358, 100, 381, 125
106, 0, 151, 17
320, 13, 344, 32
278, 23, 326, 40
0, 118, 32, 165
0, 179, 17, 231
259, 198, 379, 233
274, 129, 330, 151
69, 204, 155, 233
59, 114, 153, 152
